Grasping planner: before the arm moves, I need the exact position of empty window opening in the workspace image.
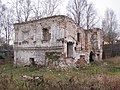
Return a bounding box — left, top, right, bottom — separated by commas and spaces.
67, 42, 73, 58
22, 31, 29, 40
29, 58, 36, 66
43, 28, 51, 41
77, 33, 80, 42
19, 42, 21, 45
89, 51, 95, 62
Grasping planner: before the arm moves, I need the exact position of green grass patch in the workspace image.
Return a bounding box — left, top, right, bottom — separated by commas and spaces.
0, 57, 120, 89
0, 57, 120, 81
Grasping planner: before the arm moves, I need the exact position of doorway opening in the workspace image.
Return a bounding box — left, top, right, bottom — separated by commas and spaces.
29, 58, 36, 66
67, 42, 73, 58
89, 51, 95, 62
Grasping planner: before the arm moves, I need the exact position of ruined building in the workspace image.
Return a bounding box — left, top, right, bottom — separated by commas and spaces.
14, 15, 103, 67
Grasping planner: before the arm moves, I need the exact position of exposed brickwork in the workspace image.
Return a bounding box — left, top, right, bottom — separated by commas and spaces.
14, 15, 103, 67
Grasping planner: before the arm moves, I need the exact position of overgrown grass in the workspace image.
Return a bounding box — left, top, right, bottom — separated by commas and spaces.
0, 57, 120, 90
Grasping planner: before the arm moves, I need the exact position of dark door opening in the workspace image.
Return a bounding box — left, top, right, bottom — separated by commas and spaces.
89, 51, 95, 62
67, 42, 73, 58
29, 58, 36, 66
77, 33, 80, 42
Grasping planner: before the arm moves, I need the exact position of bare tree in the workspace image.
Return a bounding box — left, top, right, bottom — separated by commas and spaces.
32, 0, 43, 19
0, 1, 14, 46
67, 0, 87, 27
2, 7, 14, 45
43, 0, 61, 16
33, 0, 61, 19
23, 0, 33, 21
67, 0, 98, 29
102, 9, 118, 57
13, 0, 33, 22
102, 9, 118, 44
14, 0, 22, 23
0, 1, 6, 36
86, 3, 98, 29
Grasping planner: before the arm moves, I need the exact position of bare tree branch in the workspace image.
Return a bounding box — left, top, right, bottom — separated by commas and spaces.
67, 0, 98, 29
67, 0, 87, 27
32, 0, 61, 20
86, 3, 97, 29
102, 9, 118, 44
0, 1, 14, 45
13, 0, 33, 23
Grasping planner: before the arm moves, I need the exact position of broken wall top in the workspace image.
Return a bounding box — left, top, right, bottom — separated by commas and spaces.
14, 15, 74, 25
14, 15, 83, 32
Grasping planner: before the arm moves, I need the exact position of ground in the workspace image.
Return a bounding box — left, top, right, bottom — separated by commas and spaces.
0, 57, 120, 90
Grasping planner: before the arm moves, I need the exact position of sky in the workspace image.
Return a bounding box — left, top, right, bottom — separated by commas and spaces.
61, 0, 120, 20
2, 0, 120, 18
88, 0, 120, 19
2, 0, 120, 23
60, 0, 120, 28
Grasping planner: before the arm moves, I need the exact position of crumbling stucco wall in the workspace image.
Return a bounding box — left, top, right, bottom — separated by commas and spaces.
62, 18, 87, 67
14, 15, 103, 67
14, 16, 66, 66
84, 28, 103, 62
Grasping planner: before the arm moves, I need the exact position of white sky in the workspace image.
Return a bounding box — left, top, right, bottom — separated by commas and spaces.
61, 0, 120, 20
60, 0, 120, 28
2, 0, 120, 20
88, 0, 120, 19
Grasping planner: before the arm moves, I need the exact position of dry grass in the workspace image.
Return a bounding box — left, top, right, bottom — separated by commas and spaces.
0, 73, 120, 90
104, 56, 120, 64
0, 57, 120, 90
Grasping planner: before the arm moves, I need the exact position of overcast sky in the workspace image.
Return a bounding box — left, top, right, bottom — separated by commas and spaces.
2, 0, 120, 20
88, 0, 120, 19
61, 0, 120, 20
